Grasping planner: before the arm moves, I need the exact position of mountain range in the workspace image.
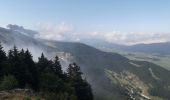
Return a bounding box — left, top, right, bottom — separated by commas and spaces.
1, 25, 170, 100
85, 40, 170, 55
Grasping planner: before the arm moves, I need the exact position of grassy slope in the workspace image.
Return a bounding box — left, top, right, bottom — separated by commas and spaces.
0, 89, 44, 100
119, 51, 170, 71
105, 69, 165, 100
102, 48, 170, 71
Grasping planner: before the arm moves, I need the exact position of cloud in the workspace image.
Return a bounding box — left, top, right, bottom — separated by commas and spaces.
34, 22, 74, 41
102, 32, 170, 45
80, 31, 170, 45
34, 22, 170, 45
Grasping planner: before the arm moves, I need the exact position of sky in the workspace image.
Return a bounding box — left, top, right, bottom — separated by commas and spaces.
0, 0, 170, 45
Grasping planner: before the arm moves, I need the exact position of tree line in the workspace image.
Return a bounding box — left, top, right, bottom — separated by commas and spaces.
0, 44, 93, 100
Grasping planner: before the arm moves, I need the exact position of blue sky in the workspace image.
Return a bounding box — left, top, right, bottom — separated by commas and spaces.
0, 0, 170, 44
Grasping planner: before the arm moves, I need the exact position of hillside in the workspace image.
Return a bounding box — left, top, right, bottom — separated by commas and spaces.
1, 26, 170, 99
88, 41, 170, 55
0, 89, 44, 100
0, 43, 93, 100
122, 43, 170, 55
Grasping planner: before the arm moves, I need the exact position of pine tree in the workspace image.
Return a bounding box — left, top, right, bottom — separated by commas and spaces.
67, 63, 93, 100
19, 49, 25, 60
37, 53, 46, 72
53, 56, 63, 77
67, 63, 82, 80
37, 53, 53, 73
0, 45, 93, 99
13, 45, 19, 58
8, 49, 13, 62
0, 43, 7, 77
8, 46, 25, 88
0, 43, 7, 62
24, 49, 38, 90
3, 49, 14, 75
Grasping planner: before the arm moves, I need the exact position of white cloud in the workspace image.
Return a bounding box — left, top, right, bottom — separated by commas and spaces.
34, 22, 74, 41
102, 31, 170, 45
34, 22, 170, 45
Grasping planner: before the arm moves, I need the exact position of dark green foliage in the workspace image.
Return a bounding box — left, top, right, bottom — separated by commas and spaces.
39, 72, 63, 92
22, 96, 31, 100
7, 46, 25, 87
37, 53, 49, 72
23, 49, 39, 90
0, 43, 7, 77
53, 56, 63, 77
68, 63, 82, 80
68, 63, 93, 100
0, 44, 93, 100
35, 97, 41, 100
0, 75, 18, 90
6, 46, 39, 90
149, 82, 170, 99
0, 44, 7, 61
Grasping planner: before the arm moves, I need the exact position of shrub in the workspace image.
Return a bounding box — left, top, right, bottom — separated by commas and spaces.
23, 96, 31, 100
35, 96, 41, 100
0, 75, 18, 90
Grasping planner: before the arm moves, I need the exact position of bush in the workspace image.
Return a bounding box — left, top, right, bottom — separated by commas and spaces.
40, 73, 63, 92
23, 96, 31, 100
0, 75, 18, 90
35, 97, 41, 100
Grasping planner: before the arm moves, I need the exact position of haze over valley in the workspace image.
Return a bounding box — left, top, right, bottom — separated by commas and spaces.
1, 0, 170, 100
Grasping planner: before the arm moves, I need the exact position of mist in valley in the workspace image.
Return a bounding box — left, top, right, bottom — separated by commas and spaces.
1, 1, 170, 100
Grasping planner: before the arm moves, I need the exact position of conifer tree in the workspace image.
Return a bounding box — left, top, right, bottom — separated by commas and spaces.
37, 53, 54, 73
0, 45, 93, 99
24, 49, 38, 90
8, 46, 25, 88
53, 56, 62, 77
37, 53, 48, 72
0, 43, 7, 62
0, 43, 7, 77
67, 63, 93, 100
67, 63, 82, 80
